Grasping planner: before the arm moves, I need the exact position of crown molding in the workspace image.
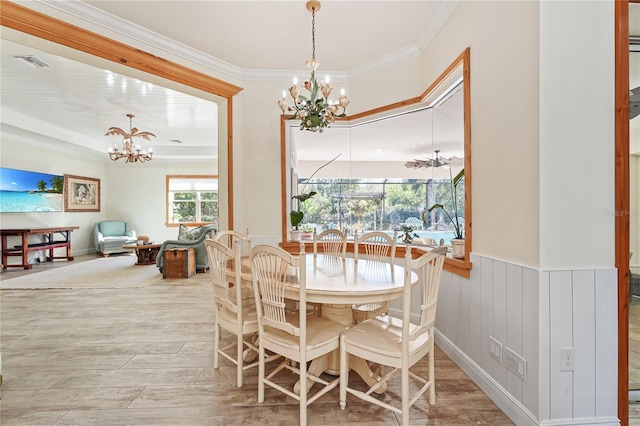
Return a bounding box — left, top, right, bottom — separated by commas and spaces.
26, 0, 458, 83
348, 44, 422, 80
30, 0, 243, 80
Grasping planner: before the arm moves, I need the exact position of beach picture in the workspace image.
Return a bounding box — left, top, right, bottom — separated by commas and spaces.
64, 174, 101, 212
0, 167, 64, 212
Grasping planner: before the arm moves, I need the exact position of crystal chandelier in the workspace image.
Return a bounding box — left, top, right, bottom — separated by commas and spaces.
277, 1, 349, 133
105, 114, 155, 163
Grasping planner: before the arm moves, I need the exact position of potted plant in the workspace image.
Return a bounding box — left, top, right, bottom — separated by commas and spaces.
290, 154, 341, 242
300, 224, 315, 240
422, 168, 465, 258
290, 192, 316, 242
398, 224, 419, 244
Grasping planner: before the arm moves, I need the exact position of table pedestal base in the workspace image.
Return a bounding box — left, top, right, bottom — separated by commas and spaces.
294, 303, 386, 395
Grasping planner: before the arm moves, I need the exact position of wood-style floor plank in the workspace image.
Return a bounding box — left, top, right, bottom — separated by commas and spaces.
2, 254, 636, 424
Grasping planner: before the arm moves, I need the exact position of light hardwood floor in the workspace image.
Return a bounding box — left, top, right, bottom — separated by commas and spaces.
2, 255, 635, 424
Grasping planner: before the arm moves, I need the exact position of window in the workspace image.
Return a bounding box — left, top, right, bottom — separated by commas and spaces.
166, 175, 219, 226
297, 177, 464, 245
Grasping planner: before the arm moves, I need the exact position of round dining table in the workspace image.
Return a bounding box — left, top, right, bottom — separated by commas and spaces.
229, 251, 418, 393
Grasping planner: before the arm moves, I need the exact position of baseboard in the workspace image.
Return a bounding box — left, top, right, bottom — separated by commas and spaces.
434, 330, 539, 426
537, 418, 621, 426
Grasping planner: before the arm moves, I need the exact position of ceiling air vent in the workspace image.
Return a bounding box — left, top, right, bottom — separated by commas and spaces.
13, 55, 51, 68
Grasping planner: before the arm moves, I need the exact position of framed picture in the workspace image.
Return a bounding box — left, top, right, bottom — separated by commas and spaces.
0, 167, 64, 213
64, 174, 100, 212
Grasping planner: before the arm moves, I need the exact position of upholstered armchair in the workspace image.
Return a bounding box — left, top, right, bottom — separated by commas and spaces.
94, 220, 137, 257
156, 224, 218, 272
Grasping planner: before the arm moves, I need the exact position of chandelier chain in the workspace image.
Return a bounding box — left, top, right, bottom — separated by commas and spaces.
311, 6, 316, 61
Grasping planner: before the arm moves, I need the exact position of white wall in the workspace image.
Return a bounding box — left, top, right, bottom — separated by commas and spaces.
231, 79, 284, 239
0, 138, 221, 258
539, 1, 615, 270
104, 160, 219, 244
425, 1, 541, 267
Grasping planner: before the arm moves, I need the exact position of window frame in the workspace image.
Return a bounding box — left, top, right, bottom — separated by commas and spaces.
165, 174, 219, 227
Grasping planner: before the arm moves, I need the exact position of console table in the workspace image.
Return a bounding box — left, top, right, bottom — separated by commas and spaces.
1, 226, 79, 270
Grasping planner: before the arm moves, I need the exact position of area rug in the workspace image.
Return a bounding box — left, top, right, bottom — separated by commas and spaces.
0, 255, 165, 290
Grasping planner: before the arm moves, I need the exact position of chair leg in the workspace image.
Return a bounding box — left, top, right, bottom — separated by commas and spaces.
402, 361, 410, 426
236, 331, 243, 387
258, 342, 265, 403
213, 320, 220, 370
339, 335, 348, 409
428, 346, 435, 405
299, 353, 307, 426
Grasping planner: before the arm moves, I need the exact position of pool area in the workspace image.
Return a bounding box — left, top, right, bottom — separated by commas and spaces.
308, 224, 459, 247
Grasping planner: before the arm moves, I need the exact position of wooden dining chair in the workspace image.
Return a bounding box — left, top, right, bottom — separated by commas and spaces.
205, 237, 263, 387
214, 228, 252, 256
312, 228, 347, 257
250, 244, 344, 426
339, 246, 448, 426
352, 230, 398, 323
308, 228, 347, 316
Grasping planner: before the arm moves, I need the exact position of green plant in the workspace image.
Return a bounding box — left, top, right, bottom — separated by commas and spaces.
300, 224, 314, 233
290, 154, 341, 230
423, 168, 465, 239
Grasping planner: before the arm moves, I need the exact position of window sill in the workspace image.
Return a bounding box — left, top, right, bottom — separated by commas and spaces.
280, 241, 472, 279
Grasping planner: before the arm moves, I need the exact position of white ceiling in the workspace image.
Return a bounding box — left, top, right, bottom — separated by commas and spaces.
1, 39, 219, 161
0, 1, 459, 163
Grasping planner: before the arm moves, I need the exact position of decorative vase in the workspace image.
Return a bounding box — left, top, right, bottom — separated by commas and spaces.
290, 229, 301, 242
451, 238, 465, 258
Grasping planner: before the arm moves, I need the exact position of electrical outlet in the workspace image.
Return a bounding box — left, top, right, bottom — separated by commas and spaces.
504, 346, 527, 382
489, 336, 502, 363
560, 347, 575, 371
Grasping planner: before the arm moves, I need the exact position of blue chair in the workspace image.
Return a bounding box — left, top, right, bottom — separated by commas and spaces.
94, 220, 137, 257
156, 224, 218, 272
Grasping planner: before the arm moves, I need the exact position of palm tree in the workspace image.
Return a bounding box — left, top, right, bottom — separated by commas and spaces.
36, 180, 47, 192
51, 176, 64, 193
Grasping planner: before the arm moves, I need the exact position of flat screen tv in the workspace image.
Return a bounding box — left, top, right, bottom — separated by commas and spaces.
0, 167, 64, 212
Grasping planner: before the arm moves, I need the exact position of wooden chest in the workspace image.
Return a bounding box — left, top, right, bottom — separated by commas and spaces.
163, 247, 196, 279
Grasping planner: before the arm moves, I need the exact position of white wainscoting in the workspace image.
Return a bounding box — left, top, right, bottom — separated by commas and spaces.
392, 252, 619, 426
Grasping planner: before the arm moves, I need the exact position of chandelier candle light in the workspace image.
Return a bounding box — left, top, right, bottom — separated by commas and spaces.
106, 114, 155, 163
278, 0, 349, 132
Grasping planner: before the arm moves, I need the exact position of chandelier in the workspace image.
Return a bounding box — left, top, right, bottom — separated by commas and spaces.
277, 1, 349, 133
105, 114, 155, 163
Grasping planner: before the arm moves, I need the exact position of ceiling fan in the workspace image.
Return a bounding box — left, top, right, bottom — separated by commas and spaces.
405, 149, 462, 169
